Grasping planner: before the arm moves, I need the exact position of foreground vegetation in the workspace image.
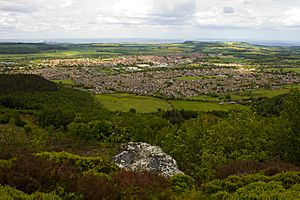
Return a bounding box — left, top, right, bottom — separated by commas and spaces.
0, 74, 299, 199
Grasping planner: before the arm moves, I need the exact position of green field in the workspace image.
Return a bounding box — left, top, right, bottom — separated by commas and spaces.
0, 43, 193, 62
96, 87, 300, 113
190, 85, 300, 102
95, 93, 246, 113
95, 93, 172, 113
169, 100, 245, 112
189, 94, 221, 102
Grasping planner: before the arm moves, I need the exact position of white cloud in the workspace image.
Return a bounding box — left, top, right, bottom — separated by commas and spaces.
0, 0, 299, 41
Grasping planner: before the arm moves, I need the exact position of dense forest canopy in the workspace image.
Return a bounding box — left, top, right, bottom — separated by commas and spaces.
0, 74, 58, 95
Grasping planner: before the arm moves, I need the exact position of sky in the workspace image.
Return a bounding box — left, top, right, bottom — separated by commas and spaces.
0, 0, 300, 42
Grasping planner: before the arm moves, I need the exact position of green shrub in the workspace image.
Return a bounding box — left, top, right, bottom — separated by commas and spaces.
35, 151, 118, 175
232, 181, 286, 200
211, 191, 231, 200
0, 158, 16, 168
0, 185, 62, 200
202, 171, 300, 198
168, 174, 196, 193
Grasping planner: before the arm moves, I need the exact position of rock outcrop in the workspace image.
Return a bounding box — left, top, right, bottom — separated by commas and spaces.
112, 142, 183, 177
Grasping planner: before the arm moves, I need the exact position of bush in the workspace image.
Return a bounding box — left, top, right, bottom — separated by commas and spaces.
201, 171, 300, 197
35, 151, 118, 175
38, 107, 75, 129
0, 185, 63, 200
231, 181, 288, 199
168, 174, 196, 193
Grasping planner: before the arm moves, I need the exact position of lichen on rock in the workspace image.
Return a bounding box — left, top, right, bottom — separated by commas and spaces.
112, 142, 183, 177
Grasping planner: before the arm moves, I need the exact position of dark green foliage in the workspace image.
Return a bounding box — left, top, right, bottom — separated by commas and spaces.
0, 86, 96, 111
0, 185, 63, 200
0, 74, 58, 95
168, 174, 196, 193
0, 125, 30, 158
231, 181, 300, 199
35, 151, 118, 175
0, 113, 10, 124
129, 108, 137, 113
271, 89, 300, 164
9, 112, 26, 127
162, 109, 198, 124
156, 110, 283, 180
254, 94, 287, 116
202, 171, 300, 197
0, 43, 68, 54
0, 112, 26, 127
38, 107, 75, 129
68, 119, 133, 142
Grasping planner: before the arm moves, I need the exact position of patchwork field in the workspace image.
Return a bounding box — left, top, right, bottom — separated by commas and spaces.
95, 93, 246, 113
95, 93, 172, 113
190, 84, 300, 102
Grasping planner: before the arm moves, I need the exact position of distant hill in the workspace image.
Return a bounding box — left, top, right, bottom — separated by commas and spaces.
0, 74, 58, 95
0, 43, 69, 54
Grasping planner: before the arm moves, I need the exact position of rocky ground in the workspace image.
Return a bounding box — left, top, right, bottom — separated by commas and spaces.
112, 142, 183, 177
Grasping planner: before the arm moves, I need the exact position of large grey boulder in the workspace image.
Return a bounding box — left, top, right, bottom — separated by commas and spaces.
112, 142, 183, 177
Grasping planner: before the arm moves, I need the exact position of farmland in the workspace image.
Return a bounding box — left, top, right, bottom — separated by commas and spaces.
95, 93, 245, 113
95, 93, 172, 112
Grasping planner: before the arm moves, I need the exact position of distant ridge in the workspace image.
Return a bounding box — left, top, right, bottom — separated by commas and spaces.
0, 38, 300, 46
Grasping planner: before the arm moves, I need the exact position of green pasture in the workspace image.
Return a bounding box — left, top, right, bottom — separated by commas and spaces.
169, 100, 245, 112
52, 79, 75, 85
0, 50, 120, 61
190, 84, 300, 102
95, 93, 172, 113
95, 85, 300, 113
95, 93, 246, 113
0, 43, 193, 62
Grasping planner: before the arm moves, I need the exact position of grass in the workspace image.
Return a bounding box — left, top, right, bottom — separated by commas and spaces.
0, 51, 120, 62
233, 85, 300, 99
190, 84, 300, 102
95, 93, 172, 113
169, 100, 245, 112
95, 93, 246, 113
245, 89, 290, 98
189, 95, 220, 102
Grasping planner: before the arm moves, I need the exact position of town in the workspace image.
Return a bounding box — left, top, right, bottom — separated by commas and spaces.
31, 55, 300, 99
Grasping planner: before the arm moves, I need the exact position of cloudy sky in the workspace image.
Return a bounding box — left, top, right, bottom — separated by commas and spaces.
0, 0, 300, 41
